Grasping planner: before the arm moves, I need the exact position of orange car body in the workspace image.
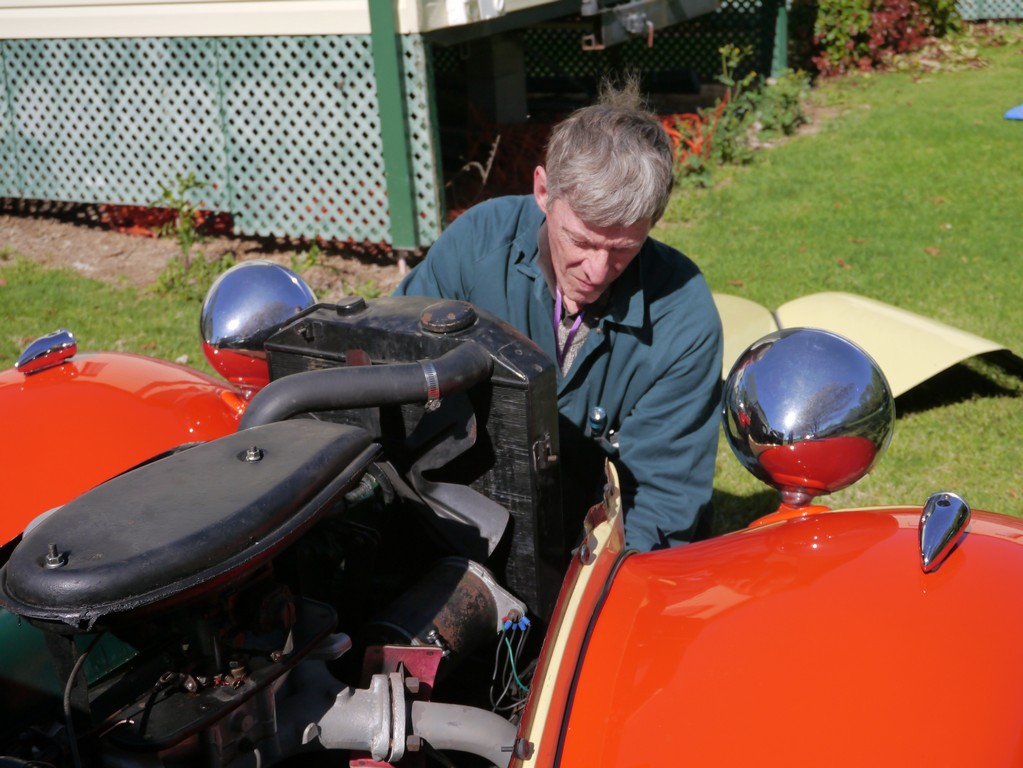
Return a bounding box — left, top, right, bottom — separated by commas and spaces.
0, 352, 244, 545
518, 491, 1023, 767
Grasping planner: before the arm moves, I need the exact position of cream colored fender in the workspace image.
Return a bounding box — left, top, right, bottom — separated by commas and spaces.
714, 291, 1013, 397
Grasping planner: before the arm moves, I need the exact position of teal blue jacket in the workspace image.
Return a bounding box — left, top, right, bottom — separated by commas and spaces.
395, 195, 722, 551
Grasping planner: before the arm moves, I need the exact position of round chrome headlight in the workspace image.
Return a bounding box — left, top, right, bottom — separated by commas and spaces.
723, 328, 895, 507
200, 260, 316, 396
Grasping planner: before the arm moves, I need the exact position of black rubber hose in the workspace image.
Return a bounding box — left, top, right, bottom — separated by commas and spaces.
239, 342, 494, 430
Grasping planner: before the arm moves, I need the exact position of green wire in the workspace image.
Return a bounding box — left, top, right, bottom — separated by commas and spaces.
503, 635, 530, 693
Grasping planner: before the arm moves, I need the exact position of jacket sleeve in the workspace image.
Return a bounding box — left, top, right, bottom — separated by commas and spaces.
614, 284, 723, 551
393, 216, 474, 300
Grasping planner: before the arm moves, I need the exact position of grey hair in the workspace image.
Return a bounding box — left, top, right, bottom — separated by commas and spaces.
543, 80, 674, 227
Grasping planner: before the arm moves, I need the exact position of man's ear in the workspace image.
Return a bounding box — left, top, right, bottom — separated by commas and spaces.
533, 166, 549, 214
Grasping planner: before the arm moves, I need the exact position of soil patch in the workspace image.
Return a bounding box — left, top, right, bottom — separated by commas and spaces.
0, 201, 407, 300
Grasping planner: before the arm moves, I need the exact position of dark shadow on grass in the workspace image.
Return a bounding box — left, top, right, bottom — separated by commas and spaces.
895, 351, 1023, 416
707, 488, 780, 538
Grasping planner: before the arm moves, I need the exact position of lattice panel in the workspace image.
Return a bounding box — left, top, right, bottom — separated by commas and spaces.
0, 35, 443, 245
0, 49, 16, 195
2, 38, 227, 208
957, 0, 1023, 18
220, 36, 392, 240
402, 35, 444, 245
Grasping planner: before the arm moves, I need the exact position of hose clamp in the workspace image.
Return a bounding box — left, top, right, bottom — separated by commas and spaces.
421, 360, 441, 411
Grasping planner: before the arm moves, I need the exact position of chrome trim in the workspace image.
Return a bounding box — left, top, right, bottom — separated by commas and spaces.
15, 328, 77, 375
920, 491, 971, 573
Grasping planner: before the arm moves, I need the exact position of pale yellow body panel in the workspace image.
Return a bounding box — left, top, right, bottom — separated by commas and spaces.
715, 290, 1008, 396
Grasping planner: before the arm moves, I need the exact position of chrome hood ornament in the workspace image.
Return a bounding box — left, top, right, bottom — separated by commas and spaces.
200, 260, 317, 396
16, 329, 77, 375
723, 328, 895, 507
919, 491, 971, 573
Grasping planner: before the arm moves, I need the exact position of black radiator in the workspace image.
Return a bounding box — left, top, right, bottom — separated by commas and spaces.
265, 296, 565, 619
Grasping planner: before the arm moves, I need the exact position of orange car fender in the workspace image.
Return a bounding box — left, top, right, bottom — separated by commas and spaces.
0, 352, 245, 545
557, 507, 1023, 767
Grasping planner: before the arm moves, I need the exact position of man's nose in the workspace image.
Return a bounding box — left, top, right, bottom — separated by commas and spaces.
585, 250, 615, 283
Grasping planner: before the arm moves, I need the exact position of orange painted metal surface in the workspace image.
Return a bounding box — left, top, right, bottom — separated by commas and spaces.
557, 508, 1023, 767
511, 478, 626, 768
0, 352, 244, 545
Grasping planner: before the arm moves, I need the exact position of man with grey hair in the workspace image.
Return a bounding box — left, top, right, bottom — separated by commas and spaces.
395, 86, 722, 553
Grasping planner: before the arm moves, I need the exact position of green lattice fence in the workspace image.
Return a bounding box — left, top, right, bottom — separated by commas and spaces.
0, 35, 443, 245
958, 0, 1023, 17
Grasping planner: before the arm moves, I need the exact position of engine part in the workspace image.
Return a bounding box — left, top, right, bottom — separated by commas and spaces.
265, 296, 566, 619
367, 557, 527, 665
0, 420, 377, 629
311, 670, 516, 767
239, 341, 494, 430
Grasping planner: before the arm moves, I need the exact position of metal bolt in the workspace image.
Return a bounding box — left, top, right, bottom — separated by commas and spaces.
513, 738, 535, 759
405, 676, 420, 694
245, 446, 263, 463
44, 543, 67, 569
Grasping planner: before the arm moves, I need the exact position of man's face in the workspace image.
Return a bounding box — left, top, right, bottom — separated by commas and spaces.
534, 166, 650, 313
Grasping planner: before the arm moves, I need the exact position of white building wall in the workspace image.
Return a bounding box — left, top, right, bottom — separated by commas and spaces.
0, 0, 556, 39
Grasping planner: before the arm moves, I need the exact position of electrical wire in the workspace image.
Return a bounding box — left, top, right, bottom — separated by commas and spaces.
63, 633, 104, 768
490, 616, 534, 717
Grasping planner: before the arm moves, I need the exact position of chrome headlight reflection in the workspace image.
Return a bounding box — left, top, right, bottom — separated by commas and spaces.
200, 260, 316, 396
723, 328, 895, 507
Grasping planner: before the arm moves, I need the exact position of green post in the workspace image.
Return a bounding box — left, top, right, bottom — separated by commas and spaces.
771, 0, 789, 78
369, 1, 419, 250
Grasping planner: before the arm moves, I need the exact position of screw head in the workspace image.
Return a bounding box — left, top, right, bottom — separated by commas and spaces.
44, 543, 67, 569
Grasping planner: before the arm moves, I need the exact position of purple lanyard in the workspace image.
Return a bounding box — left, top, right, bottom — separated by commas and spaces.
554, 286, 584, 367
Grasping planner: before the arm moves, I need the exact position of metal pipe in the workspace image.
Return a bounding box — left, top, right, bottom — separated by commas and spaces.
410, 700, 516, 768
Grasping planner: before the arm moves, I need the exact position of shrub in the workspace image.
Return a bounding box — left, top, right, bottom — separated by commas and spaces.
917, 0, 963, 36
756, 70, 813, 136
664, 48, 811, 186
812, 0, 932, 76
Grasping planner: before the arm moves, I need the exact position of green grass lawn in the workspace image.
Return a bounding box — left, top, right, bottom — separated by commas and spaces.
0, 255, 206, 370
2, 32, 1021, 533
655, 37, 1023, 530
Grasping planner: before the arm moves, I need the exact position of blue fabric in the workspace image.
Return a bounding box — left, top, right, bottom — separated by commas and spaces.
1005, 104, 1023, 120
395, 195, 723, 552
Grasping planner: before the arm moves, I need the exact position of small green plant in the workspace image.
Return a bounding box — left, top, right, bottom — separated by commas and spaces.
342, 278, 381, 300
149, 172, 236, 301
704, 46, 759, 167
150, 172, 209, 264
155, 251, 236, 303
290, 241, 322, 273
756, 70, 813, 136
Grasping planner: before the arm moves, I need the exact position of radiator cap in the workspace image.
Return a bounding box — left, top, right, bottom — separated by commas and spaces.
420, 301, 477, 334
